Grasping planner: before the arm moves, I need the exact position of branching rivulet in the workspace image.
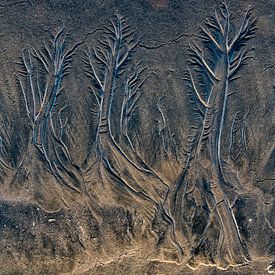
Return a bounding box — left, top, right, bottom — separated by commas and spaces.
13, 29, 82, 194
84, 14, 183, 257
229, 110, 249, 164
172, 3, 256, 267
156, 96, 178, 161
119, 63, 147, 154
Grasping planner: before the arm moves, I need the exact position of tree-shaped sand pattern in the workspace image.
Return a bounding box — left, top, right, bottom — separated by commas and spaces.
172, 3, 256, 267
13, 29, 83, 210
84, 14, 182, 255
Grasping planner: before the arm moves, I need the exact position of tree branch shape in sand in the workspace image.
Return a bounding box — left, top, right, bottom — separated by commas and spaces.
12, 29, 83, 210
119, 63, 147, 158
84, 14, 183, 258
156, 95, 179, 162
172, 3, 256, 268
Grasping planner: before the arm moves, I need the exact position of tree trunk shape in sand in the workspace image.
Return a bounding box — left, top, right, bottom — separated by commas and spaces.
172, 3, 256, 267
84, 14, 183, 257
12, 29, 83, 209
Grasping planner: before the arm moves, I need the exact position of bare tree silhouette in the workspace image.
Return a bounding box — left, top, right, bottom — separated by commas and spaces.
13, 29, 83, 201
171, 2, 256, 267
84, 14, 183, 257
